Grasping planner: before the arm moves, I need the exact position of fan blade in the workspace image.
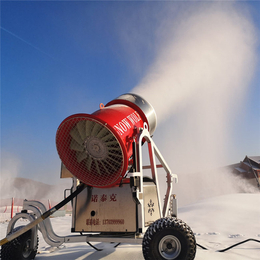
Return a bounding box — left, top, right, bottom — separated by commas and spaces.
76, 152, 88, 163
70, 127, 84, 145
96, 127, 110, 138
91, 122, 102, 137
85, 120, 94, 137
94, 160, 101, 175
85, 155, 93, 171
107, 156, 122, 166
99, 160, 111, 175
101, 133, 114, 142
105, 141, 119, 146
107, 147, 121, 152
108, 152, 122, 158
76, 121, 86, 140
104, 160, 119, 172
70, 139, 84, 152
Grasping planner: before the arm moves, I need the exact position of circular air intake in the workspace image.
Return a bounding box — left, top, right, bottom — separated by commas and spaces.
56, 93, 157, 188
56, 115, 126, 188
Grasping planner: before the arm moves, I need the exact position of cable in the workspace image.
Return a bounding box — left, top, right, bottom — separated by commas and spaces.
197, 238, 260, 252
217, 238, 260, 252
196, 243, 208, 250
0, 183, 86, 246
87, 242, 103, 251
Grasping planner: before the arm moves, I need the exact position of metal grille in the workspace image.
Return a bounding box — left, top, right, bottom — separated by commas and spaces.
56, 115, 124, 187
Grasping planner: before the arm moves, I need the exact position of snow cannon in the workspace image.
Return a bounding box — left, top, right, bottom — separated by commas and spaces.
56, 93, 157, 188
2, 92, 197, 260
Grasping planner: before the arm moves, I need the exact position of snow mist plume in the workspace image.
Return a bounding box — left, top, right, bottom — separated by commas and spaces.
132, 4, 257, 204
0, 152, 21, 197
0, 151, 69, 202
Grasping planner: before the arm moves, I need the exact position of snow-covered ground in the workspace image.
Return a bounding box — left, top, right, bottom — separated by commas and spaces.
1, 193, 259, 259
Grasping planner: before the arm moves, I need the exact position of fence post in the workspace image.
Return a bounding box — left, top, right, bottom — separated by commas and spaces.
11, 197, 14, 219
48, 199, 51, 210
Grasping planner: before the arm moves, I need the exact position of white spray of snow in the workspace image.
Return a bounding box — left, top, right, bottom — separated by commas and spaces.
131, 3, 258, 204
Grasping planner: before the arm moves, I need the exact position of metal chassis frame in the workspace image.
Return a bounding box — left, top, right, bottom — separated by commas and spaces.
128, 123, 178, 233
6, 211, 38, 251
7, 125, 178, 247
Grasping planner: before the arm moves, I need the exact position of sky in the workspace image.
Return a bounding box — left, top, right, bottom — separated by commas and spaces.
1, 0, 260, 186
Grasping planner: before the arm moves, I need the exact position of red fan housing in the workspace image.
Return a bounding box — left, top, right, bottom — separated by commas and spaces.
56, 93, 156, 188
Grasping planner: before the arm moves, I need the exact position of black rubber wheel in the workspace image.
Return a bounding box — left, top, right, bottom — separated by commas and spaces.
1, 226, 38, 260
142, 218, 196, 260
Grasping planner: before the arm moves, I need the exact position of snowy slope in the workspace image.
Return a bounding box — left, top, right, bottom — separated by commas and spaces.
1, 193, 259, 259
179, 193, 260, 260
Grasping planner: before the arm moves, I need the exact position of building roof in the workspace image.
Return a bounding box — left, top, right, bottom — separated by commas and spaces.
243, 156, 260, 170
247, 156, 260, 165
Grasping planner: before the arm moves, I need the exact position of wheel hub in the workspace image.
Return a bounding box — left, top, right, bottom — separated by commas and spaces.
167, 242, 173, 249
159, 235, 181, 259
22, 239, 32, 258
